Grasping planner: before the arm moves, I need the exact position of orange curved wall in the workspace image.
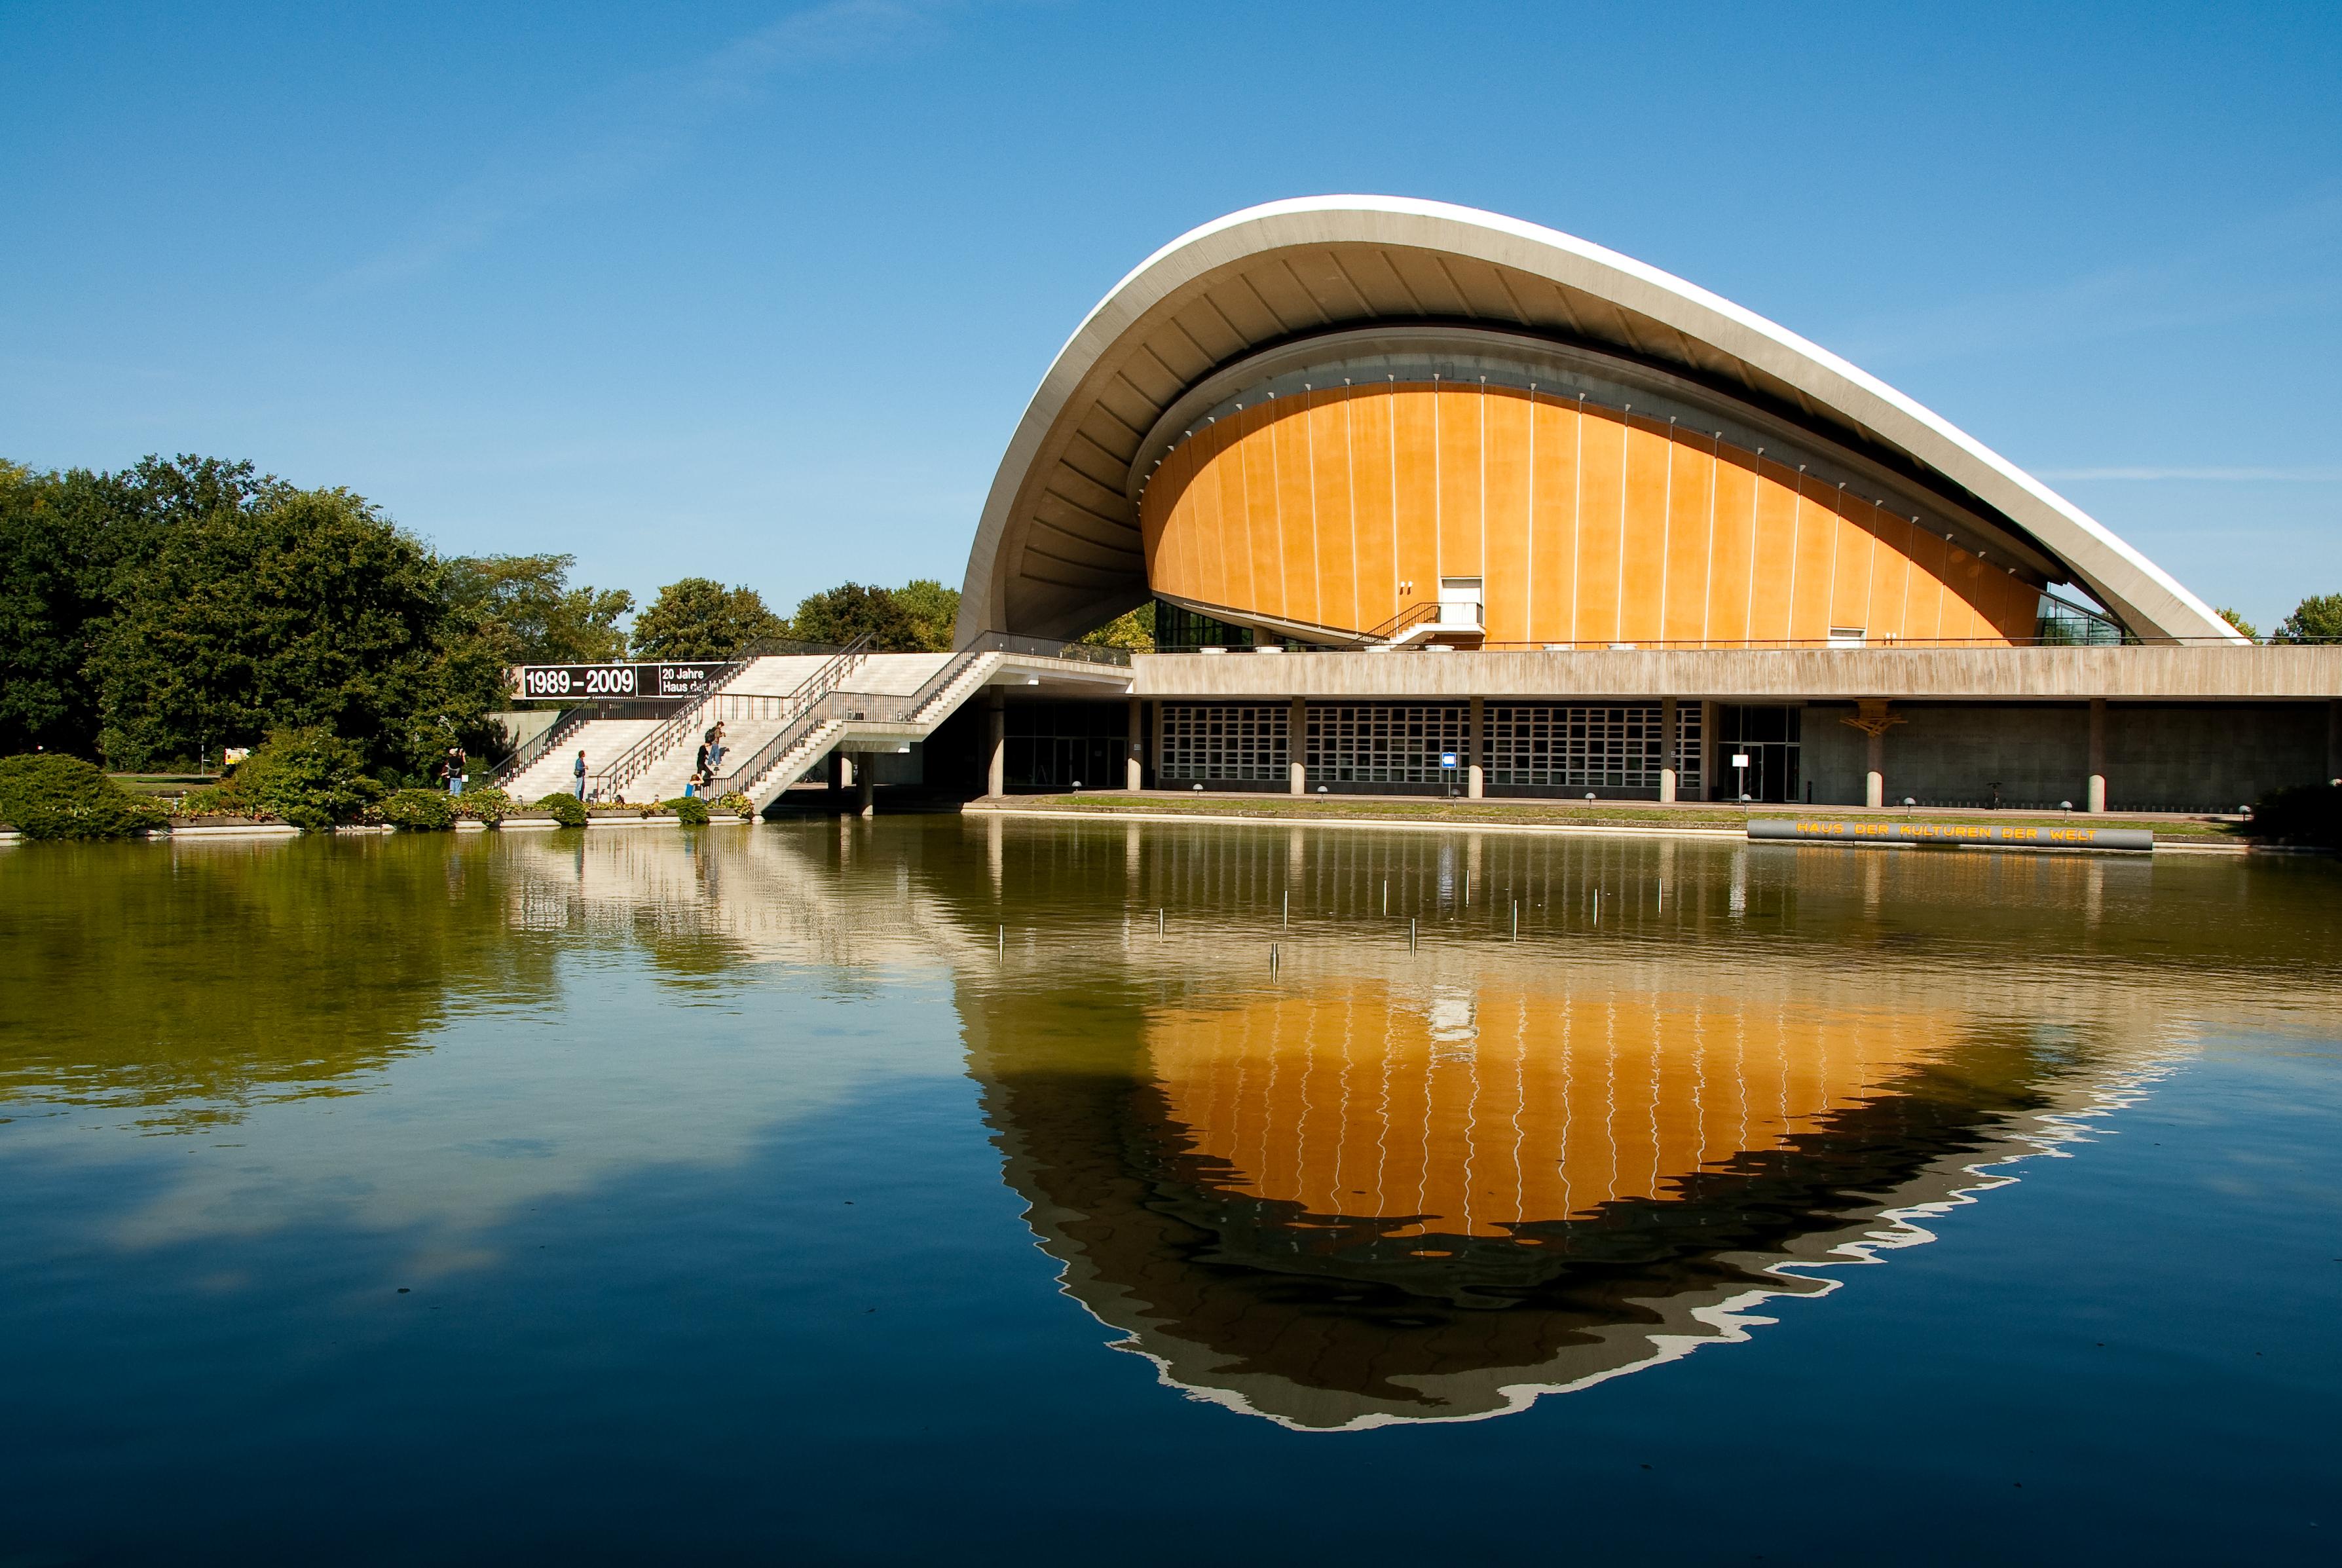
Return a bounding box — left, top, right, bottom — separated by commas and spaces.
1146, 979, 1955, 1236
1140, 382, 2043, 646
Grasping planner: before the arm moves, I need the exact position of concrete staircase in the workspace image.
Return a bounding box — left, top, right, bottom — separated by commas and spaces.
500, 717, 665, 800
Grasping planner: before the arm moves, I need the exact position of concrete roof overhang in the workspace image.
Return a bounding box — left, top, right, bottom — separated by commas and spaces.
956, 196, 2239, 646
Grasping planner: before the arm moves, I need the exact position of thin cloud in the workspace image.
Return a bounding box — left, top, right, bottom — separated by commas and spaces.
324, 1, 950, 293
2038, 466, 2342, 482
1830, 190, 2342, 369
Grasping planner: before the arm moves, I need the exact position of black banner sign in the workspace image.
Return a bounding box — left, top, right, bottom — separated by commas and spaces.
1747, 818, 2153, 851
515, 663, 723, 701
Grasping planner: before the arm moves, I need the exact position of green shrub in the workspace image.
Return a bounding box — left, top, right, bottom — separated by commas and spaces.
665, 795, 710, 827
532, 791, 587, 828
0, 754, 168, 839
454, 786, 512, 826
379, 789, 457, 831
184, 729, 385, 831
2250, 783, 2342, 848
716, 791, 754, 817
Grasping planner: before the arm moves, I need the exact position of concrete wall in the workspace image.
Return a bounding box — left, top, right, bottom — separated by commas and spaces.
1802, 702, 2330, 812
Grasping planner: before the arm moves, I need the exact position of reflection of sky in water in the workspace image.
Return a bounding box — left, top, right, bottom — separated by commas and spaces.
1, 822, 2339, 1560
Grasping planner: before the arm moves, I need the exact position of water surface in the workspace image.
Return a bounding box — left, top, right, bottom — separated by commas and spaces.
4, 819, 2337, 1562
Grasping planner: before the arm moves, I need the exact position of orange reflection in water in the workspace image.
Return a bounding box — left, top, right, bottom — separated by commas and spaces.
1146, 980, 1958, 1236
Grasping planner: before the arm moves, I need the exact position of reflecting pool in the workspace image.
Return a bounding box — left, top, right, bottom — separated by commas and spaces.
4, 819, 2338, 1561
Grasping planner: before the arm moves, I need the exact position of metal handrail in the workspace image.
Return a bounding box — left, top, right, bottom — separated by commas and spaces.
1365, 600, 1442, 642
1144, 632, 2323, 652
711, 632, 1131, 798
595, 635, 872, 797
713, 646, 987, 798
494, 706, 593, 787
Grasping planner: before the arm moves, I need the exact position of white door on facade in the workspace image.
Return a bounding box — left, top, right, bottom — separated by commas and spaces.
1439, 578, 1484, 628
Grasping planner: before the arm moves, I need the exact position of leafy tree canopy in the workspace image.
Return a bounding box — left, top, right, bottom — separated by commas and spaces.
446, 553, 634, 668
0, 458, 231, 755
630, 578, 787, 660
785, 582, 923, 652
1080, 603, 1155, 652
97, 481, 500, 775
891, 578, 961, 652
2214, 607, 2258, 640
2273, 593, 2342, 644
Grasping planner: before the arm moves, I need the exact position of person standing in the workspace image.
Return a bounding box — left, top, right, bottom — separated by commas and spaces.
573, 750, 588, 800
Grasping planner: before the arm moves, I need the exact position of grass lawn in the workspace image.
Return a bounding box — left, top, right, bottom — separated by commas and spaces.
976, 791, 2246, 842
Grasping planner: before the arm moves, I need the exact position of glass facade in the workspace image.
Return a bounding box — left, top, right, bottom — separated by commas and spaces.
1005, 701, 1128, 792
1713, 705, 1802, 802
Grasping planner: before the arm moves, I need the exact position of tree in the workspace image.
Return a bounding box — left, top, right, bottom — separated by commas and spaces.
98, 485, 501, 775
785, 582, 922, 651
892, 578, 961, 652
0, 457, 220, 758
445, 553, 633, 667
630, 578, 787, 660
2273, 593, 2342, 644
2214, 607, 2258, 640
1080, 603, 1155, 652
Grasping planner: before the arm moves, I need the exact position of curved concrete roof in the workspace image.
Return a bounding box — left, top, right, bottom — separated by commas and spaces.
957, 195, 2237, 646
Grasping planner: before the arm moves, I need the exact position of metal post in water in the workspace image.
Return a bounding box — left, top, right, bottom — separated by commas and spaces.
1271, 942, 1278, 975
1512, 900, 1518, 939
1282, 890, 1289, 927
1157, 908, 1164, 937
1410, 917, 1417, 952
997, 925, 1004, 959
1383, 879, 1388, 914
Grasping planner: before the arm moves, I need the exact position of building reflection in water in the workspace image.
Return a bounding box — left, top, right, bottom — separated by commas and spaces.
944, 818, 2254, 1432
447, 817, 2308, 1431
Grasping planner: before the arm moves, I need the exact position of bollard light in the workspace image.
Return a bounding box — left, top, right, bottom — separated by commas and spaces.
2061, 800, 2073, 812
1585, 792, 1595, 802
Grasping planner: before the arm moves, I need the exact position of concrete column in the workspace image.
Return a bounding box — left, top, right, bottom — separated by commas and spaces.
1289, 696, 1307, 796
2087, 698, 2108, 813
1865, 727, 1884, 810
827, 748, 846, 806
857, 760, 875, 818
1126, 694, 1143, 792
1658, 697, 1678, 804
1468, 696, 1486, 799
985, 688, 1006, 798
2328, 698, 2341, 785
1701, 700, 1719, 803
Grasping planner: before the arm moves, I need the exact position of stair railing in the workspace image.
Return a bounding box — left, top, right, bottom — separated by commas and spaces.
596, 635, 871, 798
711, 633, 1133, 800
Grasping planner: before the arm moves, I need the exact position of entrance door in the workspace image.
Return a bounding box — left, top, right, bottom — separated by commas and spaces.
1715, 705, 1802, 802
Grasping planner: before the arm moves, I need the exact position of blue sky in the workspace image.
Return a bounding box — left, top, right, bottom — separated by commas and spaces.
5, 1, 2338, 629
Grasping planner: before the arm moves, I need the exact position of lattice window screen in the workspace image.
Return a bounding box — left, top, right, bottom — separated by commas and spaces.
1305, 703, 1469, 785
1158, 703, 1289, 782
1486, 703, 1702, 791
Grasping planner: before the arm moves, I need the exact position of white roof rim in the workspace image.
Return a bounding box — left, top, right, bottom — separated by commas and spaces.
958, 195, 2237, 646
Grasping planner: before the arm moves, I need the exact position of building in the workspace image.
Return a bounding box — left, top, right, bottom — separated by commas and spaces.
508, 196, 2335, 813
954, 196, 2339, 810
